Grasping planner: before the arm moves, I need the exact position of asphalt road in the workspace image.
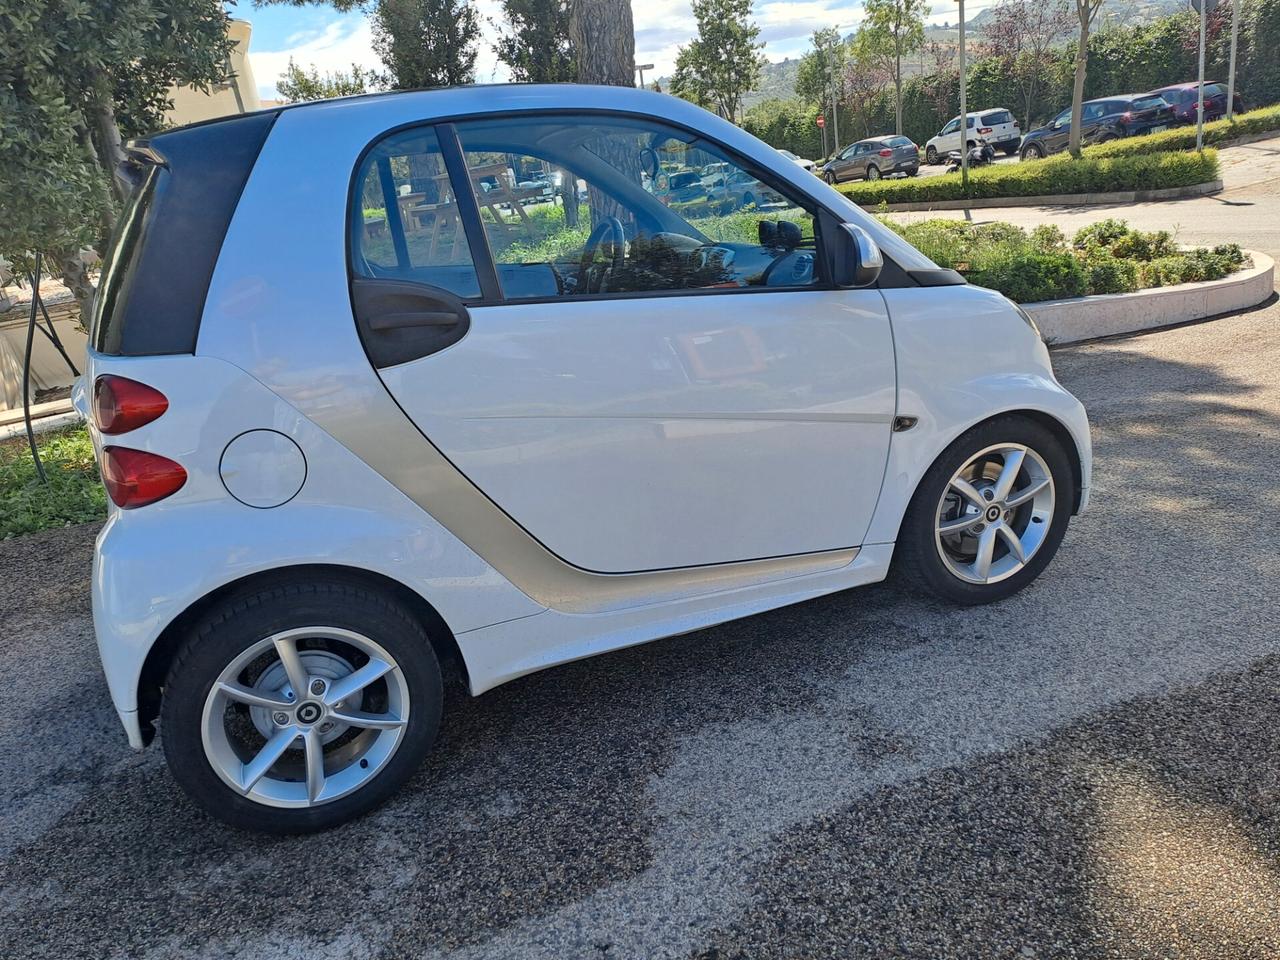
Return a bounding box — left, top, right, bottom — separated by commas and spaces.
3, 237, 1280, 959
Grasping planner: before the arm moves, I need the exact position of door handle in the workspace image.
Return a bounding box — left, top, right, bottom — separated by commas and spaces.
367, 309, 464, 330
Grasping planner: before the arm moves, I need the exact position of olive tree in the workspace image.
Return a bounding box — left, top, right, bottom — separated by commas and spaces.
0, 0, 234, 323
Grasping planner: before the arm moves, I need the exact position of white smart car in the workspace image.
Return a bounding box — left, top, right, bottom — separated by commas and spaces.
80, 85, 1090, 833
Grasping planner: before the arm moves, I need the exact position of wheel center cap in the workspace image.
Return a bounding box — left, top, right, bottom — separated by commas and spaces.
985, 505, 1002, 523
296, 701, 323, 725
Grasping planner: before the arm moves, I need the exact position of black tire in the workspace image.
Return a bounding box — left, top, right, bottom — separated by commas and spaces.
925, 145, 938, 165
825, 170, 837, 184
161, 578, 444, 833
865, 164, 881, 181
893, 415, 1075, 606
1021, 142, 1045, 161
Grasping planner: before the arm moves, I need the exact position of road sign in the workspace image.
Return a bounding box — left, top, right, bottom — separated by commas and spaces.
1190, 0, 1217, 13
816, 115, 826, 128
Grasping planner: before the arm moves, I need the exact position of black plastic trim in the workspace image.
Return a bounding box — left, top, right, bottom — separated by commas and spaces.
94, 110, 278, 356
351, 277, 472, 367
437, 123, 503, 301
906, 268, 966, 287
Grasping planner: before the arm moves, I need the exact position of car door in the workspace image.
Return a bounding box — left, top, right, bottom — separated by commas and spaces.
833, 144, 857, 182
347, 115, 896, 574
938, 117, 960, 153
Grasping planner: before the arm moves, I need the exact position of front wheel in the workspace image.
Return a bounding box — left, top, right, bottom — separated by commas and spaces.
1021, 142, 1045, 161
894, 416, 1074, 605
824, 170, 837, 185
161, 579, 444, 833
925, 145, 938, 165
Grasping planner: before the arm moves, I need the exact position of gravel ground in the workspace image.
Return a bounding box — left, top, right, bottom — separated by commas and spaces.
2, 292, 1279, 959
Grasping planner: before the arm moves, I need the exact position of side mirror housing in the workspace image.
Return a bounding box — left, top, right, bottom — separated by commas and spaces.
830, 223, 883, 288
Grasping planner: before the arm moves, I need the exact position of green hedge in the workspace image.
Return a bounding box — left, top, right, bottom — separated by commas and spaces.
836, 149, 1220, 206
1085, 103, 1280, 158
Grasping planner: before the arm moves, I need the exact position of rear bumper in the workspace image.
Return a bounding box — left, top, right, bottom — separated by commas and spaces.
891, 160, 919, 175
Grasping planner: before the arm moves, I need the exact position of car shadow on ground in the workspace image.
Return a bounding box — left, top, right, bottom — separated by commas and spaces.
2, 323, 1279, 959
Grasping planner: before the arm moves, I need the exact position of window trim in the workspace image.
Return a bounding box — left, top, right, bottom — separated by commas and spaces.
346, 107, 908, 308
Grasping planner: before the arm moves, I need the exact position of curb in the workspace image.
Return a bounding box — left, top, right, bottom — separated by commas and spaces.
1024, 250, 1275, 345
862, 179, 1224, 213
0, 409, 84, 443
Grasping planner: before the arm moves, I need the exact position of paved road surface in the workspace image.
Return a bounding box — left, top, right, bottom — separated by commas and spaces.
2, 195, 1279, 960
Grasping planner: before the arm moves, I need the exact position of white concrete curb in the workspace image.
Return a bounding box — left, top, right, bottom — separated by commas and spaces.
0, 409, 84, 443
870, 179, 1224, 213
1024, 250, 1275, 345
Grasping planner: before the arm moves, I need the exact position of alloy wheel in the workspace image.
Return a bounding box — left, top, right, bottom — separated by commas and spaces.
200, 626, 411, 808
934, 443, 1055, 585
866, 165, 881, 181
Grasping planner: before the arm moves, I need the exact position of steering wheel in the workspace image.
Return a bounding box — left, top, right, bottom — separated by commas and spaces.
576, 216, 626, 293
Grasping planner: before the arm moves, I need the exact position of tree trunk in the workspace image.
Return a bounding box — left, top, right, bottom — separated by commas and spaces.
570, 0, 635, 86
1068, 18, 1090, 157
894, 55, 903, 134
57, 248, 97, 333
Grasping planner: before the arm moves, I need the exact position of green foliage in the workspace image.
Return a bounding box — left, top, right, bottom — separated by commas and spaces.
743, 98, 824, 158
879, 217, 1245, 302
1086, 103, 1280, 157
0, 427, 106, 539
837, 148, 1220, 204
0, 0, 234, 270
374, 0, 480, 89
491, 0, 575, 82
277, 59, 386, 102
795, 27, 847, 106
670, 0, 765, 120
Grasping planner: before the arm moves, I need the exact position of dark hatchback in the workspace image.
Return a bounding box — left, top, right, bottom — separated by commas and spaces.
822, 136, 919, 183
1019, 94, 1177, 159
1148, 82, 1246, 124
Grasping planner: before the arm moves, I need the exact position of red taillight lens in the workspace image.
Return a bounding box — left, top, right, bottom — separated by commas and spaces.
879, 149, 892, 157
93, 376, 168, 434
979, 127, 992, 134
101, 447, 187, 509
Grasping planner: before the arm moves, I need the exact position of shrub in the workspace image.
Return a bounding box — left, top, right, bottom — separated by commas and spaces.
0, 426, 105, 539
1072, 218, 1131, 250
1086, 103, 1280, 159
837, 149, 1220, 206
968, 250, 1088, 303
1029, 224, 1067, 252
1080, 249, 1140, 295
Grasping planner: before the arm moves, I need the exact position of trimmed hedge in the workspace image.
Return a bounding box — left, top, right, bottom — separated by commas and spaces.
836, 149, 1220, 206
879, 217, 1248, 303
1086, 103, 1280, 158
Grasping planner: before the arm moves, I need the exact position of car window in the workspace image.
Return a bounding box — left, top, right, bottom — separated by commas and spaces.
886, 136, 913, 147
941, 118, 959, 135
1206, 83, 1226, 97
349, 126, 480, 298
965, 116, 976, 128
1052, 109, 1070, 126
1131, 95, 1166, 111
1082, 102, 1107, 121
982, 110, 1012, 125
451, 115, 821, 300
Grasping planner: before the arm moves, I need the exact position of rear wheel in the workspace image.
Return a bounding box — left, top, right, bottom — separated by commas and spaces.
865, 165, 881, 181
894, 416, 1074, 605
161, 579, 443, 833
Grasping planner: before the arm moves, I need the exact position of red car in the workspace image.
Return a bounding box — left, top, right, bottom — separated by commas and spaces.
1147, 82, 1245, 125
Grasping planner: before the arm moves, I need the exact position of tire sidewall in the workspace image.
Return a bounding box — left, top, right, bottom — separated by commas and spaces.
161, 584, 443, 834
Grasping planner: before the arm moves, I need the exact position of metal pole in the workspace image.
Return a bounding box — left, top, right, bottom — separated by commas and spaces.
1196, 0, 1207, 151
22, 253, 47, 484
1227, 0, 1240, 121
958, 0, 968, 192
829, 29, 841, 157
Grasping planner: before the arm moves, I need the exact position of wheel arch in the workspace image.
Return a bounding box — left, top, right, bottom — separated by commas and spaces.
134, 563, 466, 746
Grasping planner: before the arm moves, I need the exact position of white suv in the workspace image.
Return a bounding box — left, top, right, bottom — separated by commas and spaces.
925, 108, 1022, 164
80, 85, 1090, 832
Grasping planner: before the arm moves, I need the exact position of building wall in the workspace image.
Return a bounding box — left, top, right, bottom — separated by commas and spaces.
166, 19, 261, 126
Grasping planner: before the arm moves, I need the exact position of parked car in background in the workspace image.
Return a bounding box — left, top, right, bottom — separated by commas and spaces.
1019, 94, 1176, 159
1147, 81, 1245, 125
708, 167, 788, 210
925, 109, 1021, 164
778, 149, 817, 172
82, 84, 1090, 833
822, 136, 919, 183
658, 169, 707, 204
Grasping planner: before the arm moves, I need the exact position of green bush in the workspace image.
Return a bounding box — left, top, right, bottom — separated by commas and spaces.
880, 216, 1247, 302
0, 426, 105, 539
1086, 103, 1280, 159
837, 149, 1220, 206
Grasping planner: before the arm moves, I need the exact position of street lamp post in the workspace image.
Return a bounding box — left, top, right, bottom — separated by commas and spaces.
635, 62, 655, 89
957, 0, 968, 192
1227, 0, 1240, 121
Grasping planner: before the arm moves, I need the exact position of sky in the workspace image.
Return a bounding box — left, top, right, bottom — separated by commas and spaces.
239, 0, 1004, 102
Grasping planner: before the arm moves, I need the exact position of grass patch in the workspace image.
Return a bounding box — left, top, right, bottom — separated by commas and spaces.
838, 149, 1220, 206
882, 217, 1248, 303
1085, 104, 1280, 159
0, 424, 106, 539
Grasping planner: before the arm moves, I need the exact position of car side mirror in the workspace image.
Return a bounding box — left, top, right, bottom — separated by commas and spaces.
831, 223, 882, 288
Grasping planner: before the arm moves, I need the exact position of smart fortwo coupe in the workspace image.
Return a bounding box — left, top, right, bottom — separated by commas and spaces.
81, 85, 1091, 833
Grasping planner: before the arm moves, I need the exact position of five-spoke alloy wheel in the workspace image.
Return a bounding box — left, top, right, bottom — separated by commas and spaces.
162, 579, 442, 833
895, 416, 1074, 605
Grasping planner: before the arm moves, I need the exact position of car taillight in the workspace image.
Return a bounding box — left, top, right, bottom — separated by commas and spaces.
979, 127, 992, 134
879, 149, 892, 157
1123, 112, 1132, 120
93, 375, 168, 434
100, 447, 187, 509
